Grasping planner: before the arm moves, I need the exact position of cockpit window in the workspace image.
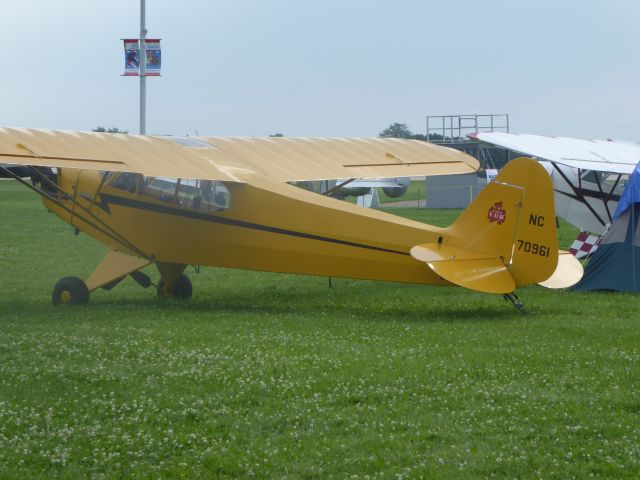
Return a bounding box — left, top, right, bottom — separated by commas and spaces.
198, 180, 231, 211
176, 179, 198, 206
107, 172, 140, 193
580, 171, 628, 190
142, 176, 179, 200
580, 170, 603, 184
140, 176, 230, 211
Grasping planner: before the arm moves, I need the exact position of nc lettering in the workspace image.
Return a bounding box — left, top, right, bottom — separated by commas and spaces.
529, 214, 544, 227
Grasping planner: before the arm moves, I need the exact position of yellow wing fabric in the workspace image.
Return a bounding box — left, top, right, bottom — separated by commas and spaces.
199, 136, 479, 181
0, 127, 241, 182
0, 127, 479, 182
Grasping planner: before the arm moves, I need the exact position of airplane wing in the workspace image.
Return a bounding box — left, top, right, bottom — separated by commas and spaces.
0, 127, 478, 183
470, 132, 640, 174
0, 127, 243, 181
199, 136, 478, 181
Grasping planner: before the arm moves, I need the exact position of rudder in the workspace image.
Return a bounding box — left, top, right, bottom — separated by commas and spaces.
411, 157, 559, 292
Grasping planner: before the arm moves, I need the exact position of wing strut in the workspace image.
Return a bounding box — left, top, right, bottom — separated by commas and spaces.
322, 178, 356, 196
0, 165, 150, 259
589, 169, 613, 222
591, 171, 624, 223
552, 163, 608, 228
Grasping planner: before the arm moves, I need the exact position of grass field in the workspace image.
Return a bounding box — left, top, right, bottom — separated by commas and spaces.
1, 181, 639, 478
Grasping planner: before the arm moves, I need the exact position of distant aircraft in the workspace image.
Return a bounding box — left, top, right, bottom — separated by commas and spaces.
296, 177, 410, 207
0, 128, 582, 311
469, 132, 640, 234
330, 177, 409, 199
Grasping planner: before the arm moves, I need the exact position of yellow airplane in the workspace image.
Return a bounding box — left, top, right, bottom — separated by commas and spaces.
0, 128, 582, 311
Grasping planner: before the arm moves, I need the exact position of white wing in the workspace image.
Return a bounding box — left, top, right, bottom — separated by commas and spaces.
470, 132, 640, 174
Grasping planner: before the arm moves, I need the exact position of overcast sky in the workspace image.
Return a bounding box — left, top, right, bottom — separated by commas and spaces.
1, 0, 638, 139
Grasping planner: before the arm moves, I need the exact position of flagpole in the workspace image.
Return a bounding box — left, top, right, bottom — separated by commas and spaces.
139, 0, 147, 135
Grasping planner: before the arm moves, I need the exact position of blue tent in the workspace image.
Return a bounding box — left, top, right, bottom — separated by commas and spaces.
573, 162, 640, 292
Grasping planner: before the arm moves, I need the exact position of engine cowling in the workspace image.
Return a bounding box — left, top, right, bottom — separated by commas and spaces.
382, 185, 408, 198
382, 177, 410, 198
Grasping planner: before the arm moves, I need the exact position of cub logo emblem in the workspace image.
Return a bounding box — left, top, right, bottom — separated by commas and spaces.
488, 201, 506, 225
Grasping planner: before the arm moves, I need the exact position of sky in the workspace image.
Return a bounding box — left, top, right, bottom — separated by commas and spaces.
0, 0, 638, 139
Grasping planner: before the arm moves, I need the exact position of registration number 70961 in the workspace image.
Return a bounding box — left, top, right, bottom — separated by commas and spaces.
516, 239, 550, 258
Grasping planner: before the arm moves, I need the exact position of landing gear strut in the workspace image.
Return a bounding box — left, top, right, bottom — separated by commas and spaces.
157, 274, 193, 299
503, 292, 525, 314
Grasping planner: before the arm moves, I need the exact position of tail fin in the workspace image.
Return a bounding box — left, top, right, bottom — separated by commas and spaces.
411, 157, 563, 293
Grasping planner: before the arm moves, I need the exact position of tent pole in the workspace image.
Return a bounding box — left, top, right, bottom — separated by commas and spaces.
633, 204, 637, 291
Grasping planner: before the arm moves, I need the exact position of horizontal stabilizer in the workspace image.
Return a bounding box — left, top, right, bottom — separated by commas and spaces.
410, 243, 515, 294
538, 250, 583, 289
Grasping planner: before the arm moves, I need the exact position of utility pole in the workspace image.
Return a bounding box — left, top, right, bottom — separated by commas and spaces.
139, 0, 147, 135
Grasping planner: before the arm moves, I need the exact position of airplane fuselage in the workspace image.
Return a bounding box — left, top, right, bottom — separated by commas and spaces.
46, 169, 449, 286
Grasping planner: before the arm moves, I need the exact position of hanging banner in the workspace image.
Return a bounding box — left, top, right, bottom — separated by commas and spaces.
144, 39, 161, 76
123, 39, 140, 76
122, 39, 161, 76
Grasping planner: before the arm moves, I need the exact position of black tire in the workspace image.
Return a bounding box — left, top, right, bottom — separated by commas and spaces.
52, 277, 90, 306
157, 274, 192, 299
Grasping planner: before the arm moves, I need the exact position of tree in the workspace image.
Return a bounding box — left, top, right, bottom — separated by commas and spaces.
269, 133, 284, 137
378, 122, 413, 139
93, 126, 128, 134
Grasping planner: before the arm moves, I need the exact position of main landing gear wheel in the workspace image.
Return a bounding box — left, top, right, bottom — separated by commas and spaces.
157, 274, 192, 299
52, 277, 90, 306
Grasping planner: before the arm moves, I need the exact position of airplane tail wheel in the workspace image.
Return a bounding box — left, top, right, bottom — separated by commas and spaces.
52, 277, 90, 306
157, 274, 192, 299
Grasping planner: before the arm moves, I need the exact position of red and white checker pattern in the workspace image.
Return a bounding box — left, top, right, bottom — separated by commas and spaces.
569, 231, 601, 259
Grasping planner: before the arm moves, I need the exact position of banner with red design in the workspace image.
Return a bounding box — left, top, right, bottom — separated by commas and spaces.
122, 39, 161, 76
